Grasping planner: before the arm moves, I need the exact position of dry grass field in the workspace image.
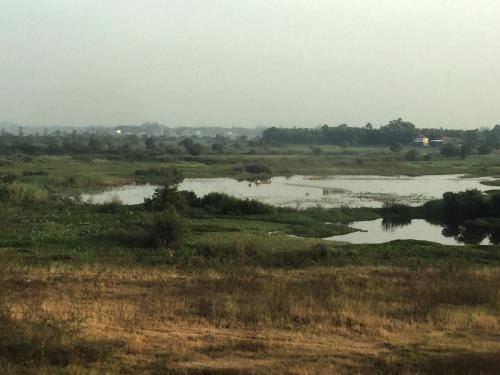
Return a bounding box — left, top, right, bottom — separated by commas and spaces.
2, 263, 499, 374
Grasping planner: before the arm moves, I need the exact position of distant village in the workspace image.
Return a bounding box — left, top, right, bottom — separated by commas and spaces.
412, 134, 449, 147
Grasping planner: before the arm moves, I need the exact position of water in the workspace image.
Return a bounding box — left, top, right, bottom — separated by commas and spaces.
82, 174, 495, 208
180, 174, 494, 208
325, 218, 497, 245
82, 184, 158, 205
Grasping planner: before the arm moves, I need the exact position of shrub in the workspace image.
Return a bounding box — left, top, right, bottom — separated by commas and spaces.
390, 143, 403, 152
381, 202, 412, 217
245, 163, 271, 174
197, 192, 272, 215
441, 143, 460, 157
443, 190, 491, 221
0, 183, 49, 206
96, 196, 123, 213
134, 167, 183, 184
211, 143, 224, 153
1, 174, 17, 183
0, 314, 112, 371
144, 185, 195, 212
148, 208, 188, 247
53, 193, 83, 207
310, 146, 323, 155
179, 138, 203, 156
426, 189, 492, 223
404, 149, 419, 161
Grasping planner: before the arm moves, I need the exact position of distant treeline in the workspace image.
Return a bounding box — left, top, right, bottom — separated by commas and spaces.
263, 119, 500, 148
0, 131, 261, 159
0, 121, 264, 139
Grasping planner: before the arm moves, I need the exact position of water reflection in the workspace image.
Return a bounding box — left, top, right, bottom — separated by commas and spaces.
381, 217, 412, 231
327, 218, 499, 245
441, 224, 500, 245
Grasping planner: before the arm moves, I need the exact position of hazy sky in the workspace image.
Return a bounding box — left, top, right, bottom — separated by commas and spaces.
1, 1, 499, 128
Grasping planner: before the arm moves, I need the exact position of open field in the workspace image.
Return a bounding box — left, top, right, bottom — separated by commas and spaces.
2, 263, 500, 374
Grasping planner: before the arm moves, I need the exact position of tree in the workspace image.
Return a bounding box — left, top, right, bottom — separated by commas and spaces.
145, 137, 156, 150
89, 135, 104, 153
460, 144, 472, 158
441, 143, 460, 157
144, 185, 189, 212
478, 143, 492, 155
149, 208, 187, 247
179, 138, 203, 155
188, 143, 203, 156
211, 143, 224, 154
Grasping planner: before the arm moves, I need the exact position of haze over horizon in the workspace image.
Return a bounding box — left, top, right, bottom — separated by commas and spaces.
1, 1, 499, 129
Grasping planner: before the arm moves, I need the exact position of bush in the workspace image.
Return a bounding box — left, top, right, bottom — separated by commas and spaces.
443, 190, 491, 221
144, 185, 195, 212
390, 143, 403, 152
197, 192, 272, 215
0, 313, 113, 372
96, 196, 123, 213
1, 174, 17, 183
425, 189, 492, 224
179, 138, 203, 156
441, 143, 460, 157
245, 163, 272, 174
148, 208, 188, 247
310, 146, 323, 155
0, 183, 49, 206
404, 149, 419, 161
211, 143, 224, 153
381, 202, 412, 218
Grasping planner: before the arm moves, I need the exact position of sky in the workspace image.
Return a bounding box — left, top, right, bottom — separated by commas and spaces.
1, 0, 499, 129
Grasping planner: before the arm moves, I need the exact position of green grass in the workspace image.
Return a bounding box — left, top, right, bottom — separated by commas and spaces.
2, 150, 500, 195
0, 201, 498, 269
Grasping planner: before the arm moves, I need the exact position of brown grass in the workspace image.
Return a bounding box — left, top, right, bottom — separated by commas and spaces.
1, 264, 499, 374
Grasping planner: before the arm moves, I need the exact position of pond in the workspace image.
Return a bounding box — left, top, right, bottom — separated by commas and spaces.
82, 174, 495, 208
81, 184, 159, 205
178, 174, 495, 208
325, 218, 498, 245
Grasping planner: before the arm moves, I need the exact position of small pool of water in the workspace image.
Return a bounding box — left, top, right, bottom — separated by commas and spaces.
81, 184, 158, 205
81, 174, 495, 208
326, 219, 497, 246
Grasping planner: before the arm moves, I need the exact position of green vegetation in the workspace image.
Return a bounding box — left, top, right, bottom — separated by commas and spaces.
263, 119, 500, 153
1, 138, 500, 373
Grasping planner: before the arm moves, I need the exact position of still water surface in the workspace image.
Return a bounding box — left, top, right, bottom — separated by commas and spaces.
325, 219, 495, 246
82, 174, 494, 208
